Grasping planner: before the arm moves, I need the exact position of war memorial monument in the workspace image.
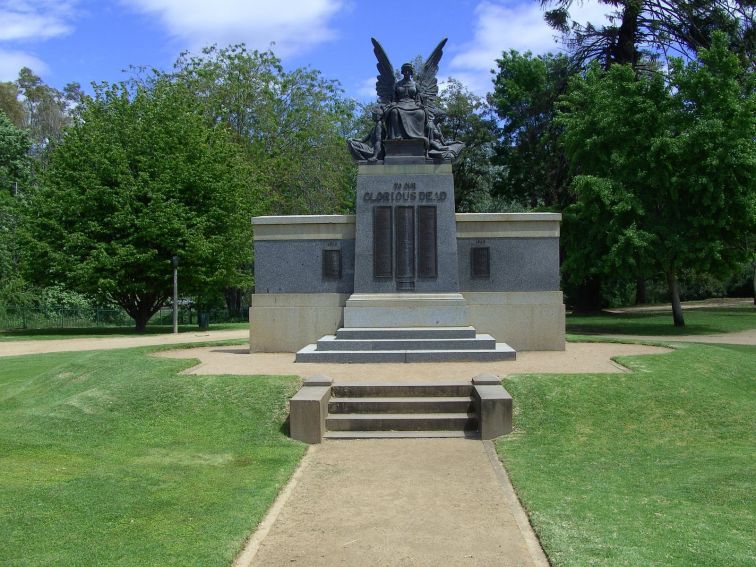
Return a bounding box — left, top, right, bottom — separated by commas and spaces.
248, 39, 565, 441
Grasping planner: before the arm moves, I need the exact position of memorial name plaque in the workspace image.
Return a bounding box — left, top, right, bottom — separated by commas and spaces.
471, 246, 491, 279
373, 206, 393, 278
322, 249, 342, 280
395, 206, 416, 284
417, 205, 437, 278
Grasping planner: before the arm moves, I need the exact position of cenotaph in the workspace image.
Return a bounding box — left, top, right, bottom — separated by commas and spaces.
249, 38, 565, 362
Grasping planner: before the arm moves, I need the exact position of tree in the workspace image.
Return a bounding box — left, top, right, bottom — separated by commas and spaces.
15, 68, 82, 156
489, 50, 575, 210
29, 78, 259, 331
167, 44, 357, 216
558, 33, 755, 326
0, 83, 25, 129
0, 112, 32, 304
541, 0, 755, 69
434, 79, 501, 212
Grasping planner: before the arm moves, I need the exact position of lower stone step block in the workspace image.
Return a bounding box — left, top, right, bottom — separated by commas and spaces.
325, 412, 478, 432
328, 396, 474, 414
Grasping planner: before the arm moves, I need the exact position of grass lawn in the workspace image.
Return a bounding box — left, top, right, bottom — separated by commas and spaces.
0, 346, 305, 566
567, 306, 755, 336
0, 322, 250, 342
497, 342, 756, 566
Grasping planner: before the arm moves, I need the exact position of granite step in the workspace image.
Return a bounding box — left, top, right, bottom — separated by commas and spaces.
325, 412, 478, 432
332, 381, 473, 398
328, 396, 473, 414
323, 430, 481, 440
335, 326, 477, 340
295, 343, 516, 363
315, 334, 497, 351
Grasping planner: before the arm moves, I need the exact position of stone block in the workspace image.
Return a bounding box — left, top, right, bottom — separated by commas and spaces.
289, 384, 331, 444
473, 383, 513, 439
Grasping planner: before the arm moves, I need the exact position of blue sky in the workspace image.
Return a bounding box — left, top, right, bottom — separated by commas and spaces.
0, 0, 610, 98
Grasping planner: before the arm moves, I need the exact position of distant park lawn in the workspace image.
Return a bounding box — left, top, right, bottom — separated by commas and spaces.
0, 322, 250, 342
0, 347, 305, 567
567, 306, 755, 336
498, 342, 756, 566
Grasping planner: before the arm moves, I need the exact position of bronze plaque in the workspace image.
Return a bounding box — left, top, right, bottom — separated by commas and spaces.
395, 206, 415, 280
373, 206, 392, 278
322, 249, 341, 280
417, 206, 437, 278
471, 246, 490, 279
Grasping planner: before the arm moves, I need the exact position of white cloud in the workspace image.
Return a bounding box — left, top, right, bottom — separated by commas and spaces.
0, 1, 79, 41
356, 76, 376, 99
0, 48, 47, 80
0, 1, 79, 78
449, 0, 611, 93
122, 0, 344, 56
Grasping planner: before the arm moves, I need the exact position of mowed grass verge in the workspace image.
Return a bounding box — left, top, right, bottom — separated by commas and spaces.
567, 306, 755, 336
497, 343, 756, 566
0, 347, 305, 566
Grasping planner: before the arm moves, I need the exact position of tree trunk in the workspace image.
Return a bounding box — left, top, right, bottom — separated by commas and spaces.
634, 276, 646, 305
573, 276, 603, 313
752, 261, 755, 306
666, 270, 685, 327
134, 312, 150, 333
224, 287, 243, 317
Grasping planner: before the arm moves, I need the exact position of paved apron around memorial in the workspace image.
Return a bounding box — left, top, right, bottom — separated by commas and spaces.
236, 438, 549, 567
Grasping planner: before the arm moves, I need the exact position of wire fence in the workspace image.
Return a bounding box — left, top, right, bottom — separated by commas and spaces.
0, 306, 248, 331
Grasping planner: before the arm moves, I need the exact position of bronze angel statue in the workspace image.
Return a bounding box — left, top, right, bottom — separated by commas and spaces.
347, 38, 464, 163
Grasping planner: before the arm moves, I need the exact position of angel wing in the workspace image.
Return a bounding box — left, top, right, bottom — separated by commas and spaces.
371, 38, 395, 104
416, 38, 448, 114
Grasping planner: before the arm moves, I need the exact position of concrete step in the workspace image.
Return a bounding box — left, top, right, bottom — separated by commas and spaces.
332, 381, 474, 398
295, 343, 516, 363
325, 412, 478, 432
336, 326, 477, 340
323, 430, 481, 440
328, 396, 473, 414
316, 334, 497, 352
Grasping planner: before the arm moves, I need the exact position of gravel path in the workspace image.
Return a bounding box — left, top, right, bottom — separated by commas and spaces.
0, 329, 249, 357
157, 341, 671, 380
237, 439, 549, 567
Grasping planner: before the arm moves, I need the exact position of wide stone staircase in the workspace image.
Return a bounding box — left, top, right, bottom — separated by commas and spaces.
324, 381, 479, 439
296, 326, 516, 363
289, 375, 513, 442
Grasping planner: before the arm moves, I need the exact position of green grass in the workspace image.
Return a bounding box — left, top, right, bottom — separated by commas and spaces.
0, 322, 250, 341
0, 347, 305, 566
567, 306, 756, 336
497, 343, 756, 566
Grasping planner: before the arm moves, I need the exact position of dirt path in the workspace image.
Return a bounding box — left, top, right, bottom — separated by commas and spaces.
0, 329, 249, 357
595, 328, 756, 345
237, 439, 548, 567
157, 341, 671, 380
604, 297, 753, 313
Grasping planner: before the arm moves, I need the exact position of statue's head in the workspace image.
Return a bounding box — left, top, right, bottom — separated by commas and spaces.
400, 63, 414, 77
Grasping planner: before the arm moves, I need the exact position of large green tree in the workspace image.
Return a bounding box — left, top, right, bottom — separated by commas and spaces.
489, 50, 575, 210
166, 44, 357, 216
29, 78, 259, 331
558, 33, 755, 326
0, 111, 32, 304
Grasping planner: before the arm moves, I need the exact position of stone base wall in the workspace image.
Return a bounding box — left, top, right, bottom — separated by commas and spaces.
463, 291, 565, 351
249, 293, 349, 353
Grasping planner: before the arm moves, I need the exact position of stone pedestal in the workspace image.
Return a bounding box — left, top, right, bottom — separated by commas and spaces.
353, 163, 460, 294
